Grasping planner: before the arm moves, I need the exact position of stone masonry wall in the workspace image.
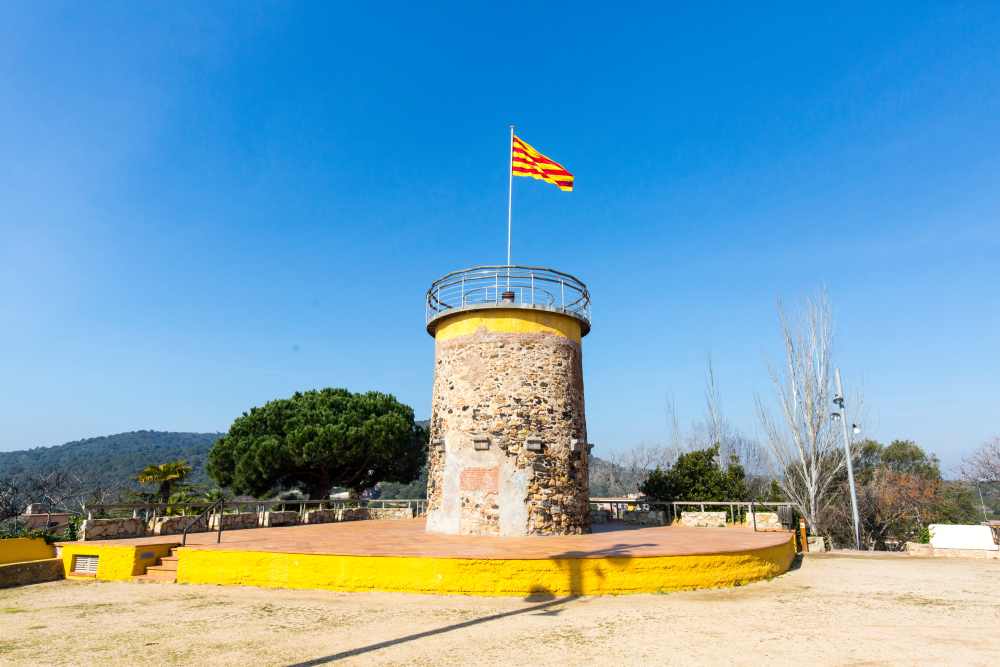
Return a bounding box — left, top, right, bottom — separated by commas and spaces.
80, 518, 147, 541
260, 511, 299, 527
150, 515, 207, 536
679, 512, 728, 527
208, 513, 258, 530
427, 324, 590, 536
745, 512, 783, 530
304, 507, 415, 524
623, 510, 666, 526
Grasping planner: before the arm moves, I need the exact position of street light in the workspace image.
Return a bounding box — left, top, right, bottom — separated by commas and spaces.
833, 369, 862, 550
978, 478, 989, 523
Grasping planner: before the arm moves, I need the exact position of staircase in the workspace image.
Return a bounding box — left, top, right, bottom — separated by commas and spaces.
132, 548, 179, 583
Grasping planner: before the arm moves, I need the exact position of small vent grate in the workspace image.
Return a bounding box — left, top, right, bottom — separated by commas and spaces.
73, 555, 99, 573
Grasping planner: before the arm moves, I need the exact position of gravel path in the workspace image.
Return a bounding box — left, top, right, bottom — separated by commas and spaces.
1, 553, 996, 666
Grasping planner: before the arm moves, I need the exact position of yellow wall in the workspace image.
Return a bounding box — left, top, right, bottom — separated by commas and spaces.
60, 542, 177, 581
177, 538, 795, 596
435, 309, 582, 344
0, 537, 55, 565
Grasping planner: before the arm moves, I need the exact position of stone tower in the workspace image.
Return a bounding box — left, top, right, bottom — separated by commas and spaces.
424, 266, 592, 536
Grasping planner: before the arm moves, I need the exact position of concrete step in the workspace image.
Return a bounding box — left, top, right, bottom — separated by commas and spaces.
146, 564, 177, 574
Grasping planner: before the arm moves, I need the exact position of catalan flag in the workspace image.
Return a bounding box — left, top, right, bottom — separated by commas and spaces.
512, 135, 573, 192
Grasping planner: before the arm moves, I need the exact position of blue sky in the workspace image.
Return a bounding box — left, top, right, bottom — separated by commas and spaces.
1, 3, 997, 472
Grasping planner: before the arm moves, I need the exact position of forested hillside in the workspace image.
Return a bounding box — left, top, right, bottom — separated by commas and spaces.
0, 431, 223, 488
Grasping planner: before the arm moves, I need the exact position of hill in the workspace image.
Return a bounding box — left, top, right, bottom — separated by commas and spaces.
0, 421, 433, 494
0, 431, 223, 488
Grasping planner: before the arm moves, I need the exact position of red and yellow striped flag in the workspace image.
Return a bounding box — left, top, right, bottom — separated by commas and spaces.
512, 135, 573, 192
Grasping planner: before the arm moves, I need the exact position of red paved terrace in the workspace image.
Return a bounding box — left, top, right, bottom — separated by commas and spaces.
67, 518, 792, 558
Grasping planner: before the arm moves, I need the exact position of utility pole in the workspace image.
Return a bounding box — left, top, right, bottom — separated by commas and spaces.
833, 369, 861, 550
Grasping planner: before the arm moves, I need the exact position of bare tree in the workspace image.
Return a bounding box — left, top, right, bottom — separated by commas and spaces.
0, 474, 37, 526
755, 287, 866, 533
664, 390, 681, 452
704, 343, 722, 449
591, 441, 677, 497
958, 436, 1000, 514
824, 468, 940, 550
958, 436, 1000, 483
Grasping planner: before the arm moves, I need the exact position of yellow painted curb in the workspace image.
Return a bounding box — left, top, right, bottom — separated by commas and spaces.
0, 537, 55, 565
177, 538, 796, 596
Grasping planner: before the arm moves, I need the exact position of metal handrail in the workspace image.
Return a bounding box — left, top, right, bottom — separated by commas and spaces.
182, 498, 224, 547
749, 500, 795, 532
588, 499, 795, 527
426, 265, 591, 328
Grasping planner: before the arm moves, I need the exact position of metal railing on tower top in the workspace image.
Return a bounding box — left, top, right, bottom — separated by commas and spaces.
426, 265, 591, 328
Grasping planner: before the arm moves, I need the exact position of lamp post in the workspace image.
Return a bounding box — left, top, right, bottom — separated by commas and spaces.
832, 369, 861, 550
978, 478, 989, 523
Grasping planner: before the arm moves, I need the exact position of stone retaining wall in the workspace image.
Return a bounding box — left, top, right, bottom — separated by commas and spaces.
150, 515, 208, 536
80, 517, 147, 541
0, 558, 64, 588
208, 513, 258, 530
260, 511, 299, 527
622, 510, 666, 526
680, 511, 728, 527
905, 542, 999, 558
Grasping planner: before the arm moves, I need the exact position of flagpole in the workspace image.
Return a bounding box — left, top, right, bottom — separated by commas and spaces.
507, 126, 514, 268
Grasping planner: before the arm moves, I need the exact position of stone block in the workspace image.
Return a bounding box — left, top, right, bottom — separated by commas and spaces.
590, 509, 611, 525
150, 515, 207, 536
680, 511, 728, 527
303, 509, 338, 524
371, 507, 415, 520
807, 536, 826, 552
80, 517, 147, 541
622, 510, 665, 526
259, 511, 299, 527
905, 542, 933, 557
745, 512, 783, 530
208, 512, 259, 530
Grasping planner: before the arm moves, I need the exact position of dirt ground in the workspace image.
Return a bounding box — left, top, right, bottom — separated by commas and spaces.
1, 553, 997, 667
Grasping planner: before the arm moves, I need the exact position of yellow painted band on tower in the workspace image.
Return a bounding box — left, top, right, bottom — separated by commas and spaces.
175, 538, 795, 596
435, 309, 582, 344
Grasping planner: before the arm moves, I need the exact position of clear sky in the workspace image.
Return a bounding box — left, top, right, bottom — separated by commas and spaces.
2, 3, 997, 472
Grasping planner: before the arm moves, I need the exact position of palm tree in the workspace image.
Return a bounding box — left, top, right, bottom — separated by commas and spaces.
201, 488, 231, 504
165, 490, 203, 516
136, 461, 192, 505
